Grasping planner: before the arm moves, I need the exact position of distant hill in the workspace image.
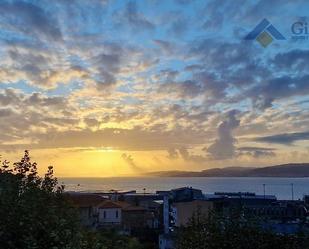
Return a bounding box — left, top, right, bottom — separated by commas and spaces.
148, 163, 309, 177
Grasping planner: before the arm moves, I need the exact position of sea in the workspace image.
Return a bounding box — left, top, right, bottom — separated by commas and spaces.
59, 177, 309, 200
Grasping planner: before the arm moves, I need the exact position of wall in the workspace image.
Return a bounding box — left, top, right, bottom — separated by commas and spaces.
172, 200, 213, 227
98, 208, 121, 224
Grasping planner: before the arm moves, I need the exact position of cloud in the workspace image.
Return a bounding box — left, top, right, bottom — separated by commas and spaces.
126, 1, 154, 30
157, 72, 225, 101
0, 123, 208, 152
271, 49, 309, 73
254, 131, 309, 145
0, 1, 62, 41
167, 148, 179, 159
113, 1, 155, 31
153, 39, 175, 55
92, 49, 122, 89
178, 147, 207, 163
237, 146, 276, 158
246, 75, 309, 109
202, 0, 248, 30
0, 107, 15, 117
121, 153, 143, 172
206, 110, 240, 160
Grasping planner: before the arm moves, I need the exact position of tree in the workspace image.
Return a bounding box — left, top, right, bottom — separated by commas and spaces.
0, 150, 82, 249
81, 229, 145, 249
176, 210, 309, 249
0, 151, 148, 249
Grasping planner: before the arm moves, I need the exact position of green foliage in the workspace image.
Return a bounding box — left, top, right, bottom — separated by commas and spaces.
81, 230, 145, 249
0, 151, 82, 249
0, 151, 148, 249
176, 210, 309, 249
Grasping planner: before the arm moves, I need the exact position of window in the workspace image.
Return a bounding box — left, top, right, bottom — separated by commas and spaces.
103, 211, 106, 219
116, 210, 118, 218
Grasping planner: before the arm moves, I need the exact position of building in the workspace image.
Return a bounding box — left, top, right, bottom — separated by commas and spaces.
171, 200, 214, 227
97, 200, 128, 226
245, 200, 308, 221
170, 187, 204, 202
122, 205, 156, 232
66, 192, 105, 227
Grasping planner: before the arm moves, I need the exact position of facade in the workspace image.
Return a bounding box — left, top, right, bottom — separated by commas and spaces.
97, 200, 130, 226
122, 205, 155, 231
66, 193, 105, 227
170, 187, 204, 202
245, 201, 308, 220
171, 200, 214, 227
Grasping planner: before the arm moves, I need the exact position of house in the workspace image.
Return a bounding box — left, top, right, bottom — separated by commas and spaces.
66, 192, 105, 227
97, 200, 129, 226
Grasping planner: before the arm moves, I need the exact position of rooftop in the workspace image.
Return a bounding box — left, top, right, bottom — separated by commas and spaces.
66, 193, 105, 207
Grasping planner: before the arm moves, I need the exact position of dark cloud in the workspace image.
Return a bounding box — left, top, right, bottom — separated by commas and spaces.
84, 118, 100, 127
0, 89, 21, 106
0, 108, 15, 117
91, 43, 135, 90
207, 110, 240, 160
0, 89, 73, 145
190, 39, 257, 71
247, 75, 309, 109
254, 131, 309, 145
26, 93, 67, 107
158, 72, 225, 101
0, 1, 62, 41
187, 38, 270, 102
271, 49, 309, 73
184, 64, 204, 72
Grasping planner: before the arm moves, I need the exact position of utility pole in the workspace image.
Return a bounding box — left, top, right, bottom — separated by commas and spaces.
263, 184, 266, 199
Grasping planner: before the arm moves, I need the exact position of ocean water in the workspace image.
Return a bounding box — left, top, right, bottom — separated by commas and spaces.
60, 177, 309, 200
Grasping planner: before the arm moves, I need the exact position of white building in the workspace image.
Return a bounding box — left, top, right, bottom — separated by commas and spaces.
98, 200, 130, 225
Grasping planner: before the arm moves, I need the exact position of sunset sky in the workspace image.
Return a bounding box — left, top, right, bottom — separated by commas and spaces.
0, 0, 309, 177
